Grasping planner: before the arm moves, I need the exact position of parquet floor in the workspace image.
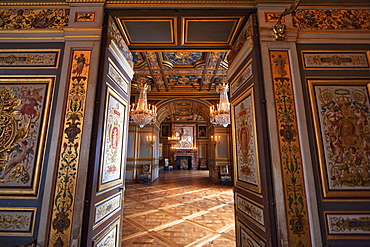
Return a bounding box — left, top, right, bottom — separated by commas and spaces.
122, 170, 235, 246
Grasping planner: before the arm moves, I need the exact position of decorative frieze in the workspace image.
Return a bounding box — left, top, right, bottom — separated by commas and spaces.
292, 10, 370, 30
326, 213, 370, 236
94, 192, 122, 228
236, 194, 264, 227
302, 51, 369, 69
108, 58, 129, 94
0, 50, 60, 68
0, 9, 69, 29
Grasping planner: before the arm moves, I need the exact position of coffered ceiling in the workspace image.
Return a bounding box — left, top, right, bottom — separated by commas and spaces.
111, 9, 253, 123
113, 9, 253, 92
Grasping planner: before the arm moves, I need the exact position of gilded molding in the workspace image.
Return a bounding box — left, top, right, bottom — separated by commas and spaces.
269, 50, 311, 246
48, 50, 91, 247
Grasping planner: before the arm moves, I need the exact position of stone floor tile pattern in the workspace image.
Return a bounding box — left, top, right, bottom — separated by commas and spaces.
122, 170, 235, 246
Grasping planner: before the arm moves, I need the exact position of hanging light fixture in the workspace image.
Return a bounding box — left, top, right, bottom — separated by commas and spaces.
210, 78, 230, 127
130, 77, 157, 128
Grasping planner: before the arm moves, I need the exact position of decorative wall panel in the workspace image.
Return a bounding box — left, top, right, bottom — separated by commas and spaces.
232, 85, 261, 193
94, 192, 122, 228
325, 212, 370, 238
0, 76, 54, 196
302, 51, 369, 69
0, 50, 60, 69
308, 79, 370, 198
48, 50, 91, 246
236, 219, 265, 247
230, 59, 253, 96
0, 9, 69, 29
269, 50, 311, 246
98, 86, 128, 192
236, 193, 264, 228
0, 207, 36, 236
93, 217, 120, 247
76, 13, 95, 22
108, 57, 129, 95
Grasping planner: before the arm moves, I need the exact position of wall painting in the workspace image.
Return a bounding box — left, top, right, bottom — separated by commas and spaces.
0, 77, 54, 196
232, 86, 261, 193
308, 79, 370, 198
98, 86, 127, 192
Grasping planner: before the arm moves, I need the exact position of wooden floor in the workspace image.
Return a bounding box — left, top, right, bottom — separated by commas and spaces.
122, 170, 235, 246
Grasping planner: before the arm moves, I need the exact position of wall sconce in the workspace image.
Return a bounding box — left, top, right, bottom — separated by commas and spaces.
146, 135, 155, 146
211, 135, 221, 146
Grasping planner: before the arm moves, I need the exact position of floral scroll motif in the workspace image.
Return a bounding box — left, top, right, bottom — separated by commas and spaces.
270, 51, 311, 246
327, 213, 370, 235
292, 10, 370, 30
48, 50, 91, 246
0, 208, 35, 235
0, 9, 69, 29
309, 81, 370, 197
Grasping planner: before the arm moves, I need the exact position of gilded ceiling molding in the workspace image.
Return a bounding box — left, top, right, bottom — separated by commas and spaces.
106, 0, 255, 5
0, 2, 68, 6
66, 0, 105, 2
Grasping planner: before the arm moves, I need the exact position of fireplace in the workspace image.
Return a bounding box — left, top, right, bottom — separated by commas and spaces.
176, 156, 192, 170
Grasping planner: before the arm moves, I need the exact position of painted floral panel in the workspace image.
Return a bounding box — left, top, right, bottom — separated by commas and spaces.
313, 84, 370, 190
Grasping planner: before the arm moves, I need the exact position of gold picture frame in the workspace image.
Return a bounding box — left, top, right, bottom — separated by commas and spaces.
0, 76, 54, 197
232, 85, 261, 194
98, 85, 128, 193
308, 78, 370, 199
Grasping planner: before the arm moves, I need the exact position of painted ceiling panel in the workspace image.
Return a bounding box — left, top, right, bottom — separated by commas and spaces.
162, 51, 204, 66
132, 51, 227, 91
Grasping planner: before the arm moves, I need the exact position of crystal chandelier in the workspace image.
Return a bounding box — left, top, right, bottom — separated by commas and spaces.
210, 80, 230, 127
130, 77, 157, 128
